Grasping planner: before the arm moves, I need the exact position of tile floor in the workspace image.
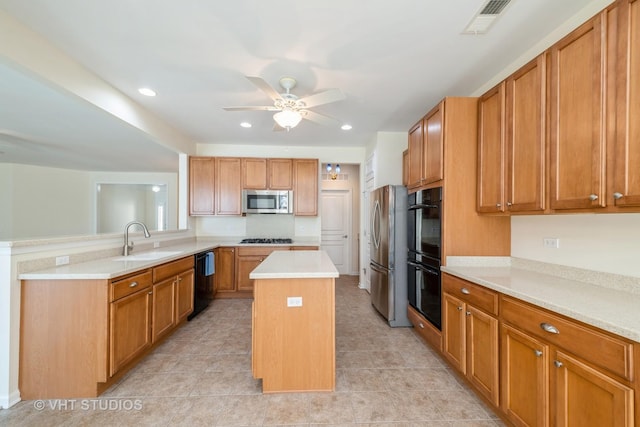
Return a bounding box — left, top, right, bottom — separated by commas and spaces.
0, 275, 504, 426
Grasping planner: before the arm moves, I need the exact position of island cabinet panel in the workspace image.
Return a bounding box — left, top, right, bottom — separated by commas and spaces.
548, 13, 607, 210
613, 0, 640, 207
252, 277, 335, 392
20, 279, 109, 399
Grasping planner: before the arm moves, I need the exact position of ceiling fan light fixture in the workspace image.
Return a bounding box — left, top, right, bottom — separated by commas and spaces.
341, 124, 352, 130
273, 109, 302, 130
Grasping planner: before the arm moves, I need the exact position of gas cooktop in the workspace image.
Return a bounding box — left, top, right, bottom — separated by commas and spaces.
239, 238, 293, 244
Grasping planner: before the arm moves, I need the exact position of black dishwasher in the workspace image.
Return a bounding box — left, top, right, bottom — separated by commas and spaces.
189, 251, 214, 320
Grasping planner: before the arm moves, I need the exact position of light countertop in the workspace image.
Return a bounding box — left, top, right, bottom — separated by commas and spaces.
442, 257, 640, 343
18, 238, 320, 280
249, 250, 339, 279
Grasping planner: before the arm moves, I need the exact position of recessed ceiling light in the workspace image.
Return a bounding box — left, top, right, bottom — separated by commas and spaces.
138, 87, 156, 97
341, 124, 352, 131
240, 122, 252, 128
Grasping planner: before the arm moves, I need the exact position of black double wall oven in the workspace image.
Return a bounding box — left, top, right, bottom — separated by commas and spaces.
407, 187, 442, 330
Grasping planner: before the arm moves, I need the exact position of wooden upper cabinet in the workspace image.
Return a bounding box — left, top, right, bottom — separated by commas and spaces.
407, 120, 424, 188
268, 158, 293, 190
402, 149, 409, 187
548, 13, 606, 210
215, 157, 242, 215
506, 54, 546, 212
293, 159, 318, 216
242, 158, 268, 189
189, 157, 215, 215
477, 83, 506, 213
423, 101, 444, 184
613, 0, 640, 207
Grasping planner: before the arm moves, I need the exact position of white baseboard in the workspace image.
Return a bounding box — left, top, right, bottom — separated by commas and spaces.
0, 389, 21, 409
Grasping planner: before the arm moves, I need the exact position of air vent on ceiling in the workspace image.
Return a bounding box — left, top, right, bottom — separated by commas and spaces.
463, 0, 513, 35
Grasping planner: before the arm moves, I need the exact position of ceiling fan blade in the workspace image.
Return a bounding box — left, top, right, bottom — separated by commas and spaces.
298, 88, 345, 108
223, 106, 280, 111
246, 76, 282, 102
301, 110, 341, 127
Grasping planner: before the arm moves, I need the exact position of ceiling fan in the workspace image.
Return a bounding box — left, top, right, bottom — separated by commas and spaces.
223, 76, 345, 131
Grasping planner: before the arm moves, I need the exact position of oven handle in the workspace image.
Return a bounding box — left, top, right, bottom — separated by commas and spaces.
408, 203, 439, 210
408, 260, 440, 276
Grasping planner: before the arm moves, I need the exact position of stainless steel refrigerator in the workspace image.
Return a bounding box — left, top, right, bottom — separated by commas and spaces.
369, 184, 410, 327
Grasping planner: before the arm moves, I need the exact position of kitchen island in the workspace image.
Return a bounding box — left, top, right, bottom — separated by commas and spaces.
250, 250, 339, 393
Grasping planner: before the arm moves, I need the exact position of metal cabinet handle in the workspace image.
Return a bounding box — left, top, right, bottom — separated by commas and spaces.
589, 194, 598, 201
461, 288, 470, 295
507, 202, 512, 207
466, 311, 471, 316
496, 203, 501, 208
534, 350, 543, 357
129, 281, 138, 288
457, 306, 463, 311
613, 192, 623, 200
554, 360, 563, 368
540, 322, 560, 334
148, 291, 153, 295
177, 277, 182, 282
418, 322, 425, 329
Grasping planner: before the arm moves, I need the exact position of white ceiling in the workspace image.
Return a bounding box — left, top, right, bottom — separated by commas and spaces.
0, 0, 605, 172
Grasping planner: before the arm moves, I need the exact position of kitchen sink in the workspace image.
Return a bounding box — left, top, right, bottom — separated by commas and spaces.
112, 250, 183, 262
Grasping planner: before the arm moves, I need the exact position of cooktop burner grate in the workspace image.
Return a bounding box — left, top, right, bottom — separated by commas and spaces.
240, 238, 293, 244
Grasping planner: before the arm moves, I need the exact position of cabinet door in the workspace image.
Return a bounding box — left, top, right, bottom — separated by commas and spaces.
477, 83, 506, 213
466, 305, 499, 406
152, 277, 176, 343
613, 0, 640, 207
442, 293, 465, 373
269, 158, 293, 190
242, 158, 268, 189
216, 157, 242, 215
549, 14, 606, 210
236, 256, 264, 292
176, 269, 194, 323
423, 102, 444, 184
553, 350, 634, 427
501, 324, 550, 427
293, 159, 318, 216
189, 157, 215, 215
506, 55, 546, 212
109, 289, 152, 377
214, 247, 236, 292
407, 120, 423, 188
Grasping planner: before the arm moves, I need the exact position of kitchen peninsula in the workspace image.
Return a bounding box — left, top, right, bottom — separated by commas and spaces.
250, 250, 339, 393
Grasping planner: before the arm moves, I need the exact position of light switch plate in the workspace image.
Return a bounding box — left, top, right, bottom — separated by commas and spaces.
543, 238, 560, 248
287, 296, 303, 307
55, 255, 69, 266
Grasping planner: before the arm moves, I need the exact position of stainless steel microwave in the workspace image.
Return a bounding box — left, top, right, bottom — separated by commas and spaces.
242, 190, 293, 214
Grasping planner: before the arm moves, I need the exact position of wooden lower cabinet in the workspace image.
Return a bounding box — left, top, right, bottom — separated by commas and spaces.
500, 324, 550, 427
236, 246, 288, 293
20, 255, 195, 399
214, 247, 236, 293
553, 350, 634, 427
110, 287, 152, 377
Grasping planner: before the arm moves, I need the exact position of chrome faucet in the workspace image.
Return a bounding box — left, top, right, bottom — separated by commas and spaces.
123, 221, 151, 256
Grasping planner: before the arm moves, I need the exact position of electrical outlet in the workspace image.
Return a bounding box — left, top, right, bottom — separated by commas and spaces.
153, 241, 160, 248
287, 296, 303, 307
55, 255, 70, 266
543, 238, 560, 249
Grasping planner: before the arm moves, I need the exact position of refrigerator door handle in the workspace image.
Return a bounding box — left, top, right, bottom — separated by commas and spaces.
408, 260, 440, 276
372, 199, 382, 249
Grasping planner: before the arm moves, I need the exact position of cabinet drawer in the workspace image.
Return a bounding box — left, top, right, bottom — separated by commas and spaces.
152, 256, 194, 283
442, 274, 498, 316
111, 270, 152, 301
236, 246, 289, 257
501, 296, 634, 381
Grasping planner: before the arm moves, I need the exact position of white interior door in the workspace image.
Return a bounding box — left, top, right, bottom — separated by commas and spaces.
321, 190, 351, 275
